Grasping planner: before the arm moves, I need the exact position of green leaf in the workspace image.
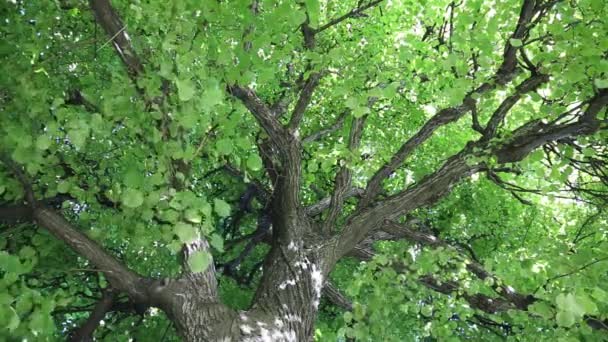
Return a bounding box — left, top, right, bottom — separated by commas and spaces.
343, 311, 353, 323
509, 38, 523, 47
216, 139, 233, 155
188, 250, 211, 273
529, 301, 554, 319
556, 293, 586, 317
556, 310, 575, 327
246, 154, 263, 171
68, 128, 88, 149
353, 106, 370, 118
184, 209, 202, 224
214, 199, 231, 217
35, 135, 51, 150
305, 0, 320, 28
121, 189, 144, 208
174, 222, 198, 243
177, 78, 196, 102
594, 78, 608, 89
209, 234, 224, 252
201, 78, 224, 109
57, 181, 71, 194
4, 306, 20, 332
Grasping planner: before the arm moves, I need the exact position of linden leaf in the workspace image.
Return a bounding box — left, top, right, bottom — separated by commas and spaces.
121, 188, 144, 208
174, 222, 198, 243
209, 233, 224, 252
556, 310, 575, 327
188, 250, 211, 273
214, 199, 231, 217
177, 78, 196, 102
246, 154, 263, 171
216, 139, 233, 155
594, 79, 608, 89
509, 38, 523, 47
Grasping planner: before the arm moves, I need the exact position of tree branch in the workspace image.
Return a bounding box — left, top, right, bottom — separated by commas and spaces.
357, 0, 556, 208
383, 220, 534, 309
323, 116, 366, 233
1, 158, 154, 304
288, 72, 322, 131
482, 73, 549, 139
333, 89, 607, 262
306, 187, 364, 216
302, 110, 348, 144
89, 0, 144, 79
322, 281, 353, 311
228, 86, 288, 149
315, 0, 385, 34
495, 90, 608, 163
69, 288, 117, 342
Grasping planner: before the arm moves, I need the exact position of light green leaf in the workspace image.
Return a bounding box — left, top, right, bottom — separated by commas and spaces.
353, 106, 370, 118
35, 135, 51, 150
246, 154, 263, 171
184, 209, 202, 224
509, 38, 523, 47
5, 306, 20, 332
174, 222, 198, 243
214, 199, 231, 217
556, 310, 575, 327
177, 78, 196, 102
68, 128, 88, 149
57, 181, 71, 194
594, 79, 608, 89
216, 139, 233, 155
556, 293, 586, 317
209, 233, 224, 252
343, 311, 353, 323
121, 189, 144, 208
201, 78, 223, 109
188, 250, 211, 273
305, 0, 320, 28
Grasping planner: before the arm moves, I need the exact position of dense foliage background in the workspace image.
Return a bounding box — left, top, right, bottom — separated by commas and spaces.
0, 0, 607, 340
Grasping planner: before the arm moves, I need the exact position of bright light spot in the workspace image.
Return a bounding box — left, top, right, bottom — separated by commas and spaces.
422, 104, 436, 116
311, 263, 324, 308
240, 324, 253, 334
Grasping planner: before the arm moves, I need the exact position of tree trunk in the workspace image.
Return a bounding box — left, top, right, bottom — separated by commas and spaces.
156, 233, 327, 341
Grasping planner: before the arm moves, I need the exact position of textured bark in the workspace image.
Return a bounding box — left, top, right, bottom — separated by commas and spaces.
69, 289, 116, 342
2, 0, 605, 340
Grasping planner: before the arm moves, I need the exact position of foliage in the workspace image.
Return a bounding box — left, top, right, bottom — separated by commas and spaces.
0, 0, 607, 340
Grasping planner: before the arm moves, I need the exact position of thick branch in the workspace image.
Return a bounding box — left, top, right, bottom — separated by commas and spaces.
324, 116, 366, 232
33, 207, 150, 302
358, 0, 555, 208
335, 151, 479, 261
302, 110, 348, 144
229, 86, 305, 240
383, 221, 534, 309
482, 73, 549, 139
89, 0, 144, 78
495, 90, 608, 163
322, 281, 353, 311
69, 288, 116, 342
306, 188, 364, 216
229, 86, 287, 147
315, 0, 385, 34
0, 203, 33, 225
334, 89, 607, 262
288, 73, 322, 131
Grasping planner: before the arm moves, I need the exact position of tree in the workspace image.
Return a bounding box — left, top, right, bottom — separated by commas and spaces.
0, 0, 607, 340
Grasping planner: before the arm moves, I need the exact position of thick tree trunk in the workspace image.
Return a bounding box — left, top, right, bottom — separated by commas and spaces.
157, 234, 327, 341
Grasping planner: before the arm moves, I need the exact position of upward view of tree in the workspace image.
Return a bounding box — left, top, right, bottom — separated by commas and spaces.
1, 0, 607, 340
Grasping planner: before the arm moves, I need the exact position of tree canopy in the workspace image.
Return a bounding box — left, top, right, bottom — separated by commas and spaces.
1, 0, 607, 340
